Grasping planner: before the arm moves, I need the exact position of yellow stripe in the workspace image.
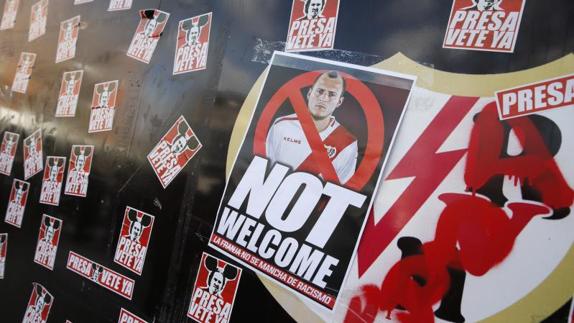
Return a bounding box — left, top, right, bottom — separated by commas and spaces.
374, 52, 574, 97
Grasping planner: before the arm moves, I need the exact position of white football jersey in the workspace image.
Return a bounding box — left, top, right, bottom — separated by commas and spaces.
265, 113, 358, 184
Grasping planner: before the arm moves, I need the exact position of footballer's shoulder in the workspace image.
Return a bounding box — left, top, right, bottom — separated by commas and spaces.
272, 113, 299, 127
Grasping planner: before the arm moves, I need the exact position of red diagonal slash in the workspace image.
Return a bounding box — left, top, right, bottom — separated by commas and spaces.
254, 71, 386, 191
289, 87, 340, 183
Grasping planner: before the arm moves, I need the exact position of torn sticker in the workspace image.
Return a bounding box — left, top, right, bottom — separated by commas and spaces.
126, 9, 170, 64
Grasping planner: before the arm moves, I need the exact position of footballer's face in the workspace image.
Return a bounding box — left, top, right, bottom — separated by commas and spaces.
187, 26, 200, 45
208, 272, 224, 295
144, 18, 158, 37
45, 223, 55, 242
477, 0, 496, 10
75, 153, 86, 170
15, 185, 25, 203
307, 0, 324, 18
307, 74, 344, 121
49, 164, 60, 182
99, 89, 110, 107
171, 135, 188, 155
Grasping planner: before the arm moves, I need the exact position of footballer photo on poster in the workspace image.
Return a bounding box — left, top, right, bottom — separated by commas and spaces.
173, 12, 212, 74
285, 0, 340, 52
147, 116, 202, 188
126, 9, 170, 64
11, 52, 36, 94
4, 179, 29, 228
209, 52, 415, 309
33, 214, 62, 270
55, 15, 81, 63
0, 131, 19, 175
113, 206, 155, 275
187, 253, 242, 323
88, 80, 119, 133
39, 156, 66, 206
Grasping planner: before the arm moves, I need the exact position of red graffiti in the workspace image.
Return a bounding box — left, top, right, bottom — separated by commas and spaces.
346, 101, 572, 322
465, 102, 574, 211
346, 194, 549, 323
435, 194, 550, 276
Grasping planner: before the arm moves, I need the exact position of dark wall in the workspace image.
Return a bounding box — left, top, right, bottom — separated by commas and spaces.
0, 0, 572, 322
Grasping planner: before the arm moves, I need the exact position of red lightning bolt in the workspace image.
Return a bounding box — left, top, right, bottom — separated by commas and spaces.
357, 96, 479, 276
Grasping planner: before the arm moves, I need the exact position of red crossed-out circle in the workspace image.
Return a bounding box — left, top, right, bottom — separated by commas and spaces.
253, 71, 385, 191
